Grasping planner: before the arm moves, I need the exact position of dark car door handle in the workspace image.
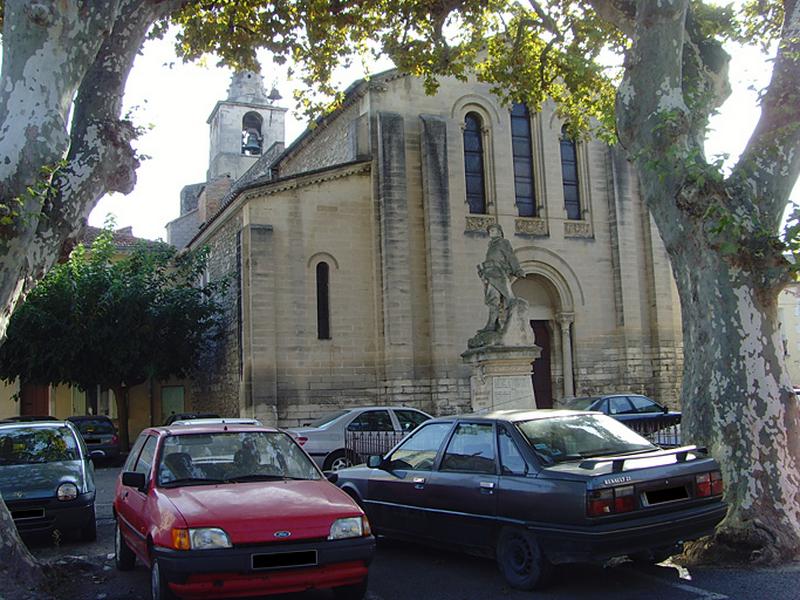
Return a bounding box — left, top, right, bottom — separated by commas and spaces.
479, 481, 495, 494
412, 476, 426, 489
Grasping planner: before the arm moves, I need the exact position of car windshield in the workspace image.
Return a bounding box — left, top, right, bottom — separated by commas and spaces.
0, 427, 80, 465
563, 397, 598, 410
71, 419, 115, 435
304, 410, 349, 428
516, 414, 656, 465
157, 431, 321, 486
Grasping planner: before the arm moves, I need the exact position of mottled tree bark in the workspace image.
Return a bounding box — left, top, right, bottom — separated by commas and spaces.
602, 0, 800, 562
0, 495, 44, 594
0, 0, 185, 585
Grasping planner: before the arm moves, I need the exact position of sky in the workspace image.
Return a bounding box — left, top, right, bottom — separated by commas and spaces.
87, 29, 788, 241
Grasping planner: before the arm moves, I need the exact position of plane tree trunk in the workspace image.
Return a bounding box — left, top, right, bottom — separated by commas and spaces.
597, 0, 800, 562
0, 0, 183, 586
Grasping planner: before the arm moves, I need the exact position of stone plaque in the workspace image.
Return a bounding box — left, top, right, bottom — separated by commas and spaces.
492, 375, 535, 410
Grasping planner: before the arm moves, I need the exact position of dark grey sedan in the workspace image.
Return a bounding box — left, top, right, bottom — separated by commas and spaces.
334, 410, 726, 590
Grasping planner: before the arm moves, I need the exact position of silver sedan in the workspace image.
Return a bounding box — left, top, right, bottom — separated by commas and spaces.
288, 406, 432, 471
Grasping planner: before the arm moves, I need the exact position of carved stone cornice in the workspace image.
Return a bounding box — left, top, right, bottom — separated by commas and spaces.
514, 217, 548, 237
465, 215, 496, 234
564, 220, 593, 238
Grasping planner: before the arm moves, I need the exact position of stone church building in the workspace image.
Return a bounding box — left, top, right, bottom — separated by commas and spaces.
167, 69, 683, 427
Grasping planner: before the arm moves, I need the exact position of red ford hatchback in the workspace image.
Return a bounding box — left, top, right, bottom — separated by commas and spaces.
113, 424, 374, 600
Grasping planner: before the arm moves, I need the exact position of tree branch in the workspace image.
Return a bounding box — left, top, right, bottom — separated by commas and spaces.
732, 0, 800, 230
33, 0, 187, 284
586, 0, 636, 37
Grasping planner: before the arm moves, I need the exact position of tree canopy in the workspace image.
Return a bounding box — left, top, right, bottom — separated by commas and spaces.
0, 229, 224, 446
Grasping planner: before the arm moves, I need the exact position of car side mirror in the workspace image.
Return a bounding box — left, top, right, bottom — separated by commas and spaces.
662, 405, 669, 414
122, 471, 147, 492
367, 455, 384, 469
324, 471, 339, 484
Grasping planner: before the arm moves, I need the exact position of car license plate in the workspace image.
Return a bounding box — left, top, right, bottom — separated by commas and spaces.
86, 438, 101, 444
12, 508, 45, 521
251, 550, 318, 570
645, 485, 689, 505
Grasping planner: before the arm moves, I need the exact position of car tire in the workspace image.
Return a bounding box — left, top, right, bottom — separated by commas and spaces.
332, 577, 368, 600
496, 527, 552, 590
324, 449, 358, 472
150, 558, 177, 600
114, 521, 136, 571
80, 505, 97, 542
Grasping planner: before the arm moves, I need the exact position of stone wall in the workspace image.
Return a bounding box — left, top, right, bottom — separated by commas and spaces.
277, 99, 363, 178
189, 213, 243, 418
166, 209, 201, 250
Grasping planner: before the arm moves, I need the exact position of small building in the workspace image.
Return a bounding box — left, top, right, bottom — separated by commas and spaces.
170, 69, 685, 427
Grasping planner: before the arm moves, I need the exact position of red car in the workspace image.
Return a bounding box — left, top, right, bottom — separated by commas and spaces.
113, 424, 374, 600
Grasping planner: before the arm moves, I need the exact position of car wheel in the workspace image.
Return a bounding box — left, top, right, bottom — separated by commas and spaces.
325, 449, 358, 472
332, 577, 368, 600
496, 527, 552, 590
80, 505, 97, 542
150, 558, 176, 600
114, 521, 136, 571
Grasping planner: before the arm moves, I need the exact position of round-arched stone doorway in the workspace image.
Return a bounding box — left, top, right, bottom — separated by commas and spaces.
512, 272, 575, 407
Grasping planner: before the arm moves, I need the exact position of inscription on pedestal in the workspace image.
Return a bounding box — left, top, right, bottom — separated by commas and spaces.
492, 375, 535, 410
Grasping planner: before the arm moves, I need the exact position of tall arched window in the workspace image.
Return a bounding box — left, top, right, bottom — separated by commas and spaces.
242, 112, 263, 156
316, 262, 331, 340
463, 112, 487, 214
510, 103, 535, 217
560, 125, 581, 220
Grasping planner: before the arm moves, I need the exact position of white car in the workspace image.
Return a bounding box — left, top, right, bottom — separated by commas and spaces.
288, 406, 432, 471
168, 417, 263, 426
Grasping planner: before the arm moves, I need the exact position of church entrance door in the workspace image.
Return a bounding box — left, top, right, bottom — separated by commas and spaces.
530, 321, 553, 408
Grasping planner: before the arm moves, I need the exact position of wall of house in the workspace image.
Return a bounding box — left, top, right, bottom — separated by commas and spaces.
0, 380, 20, 419
778, 283, 800, 386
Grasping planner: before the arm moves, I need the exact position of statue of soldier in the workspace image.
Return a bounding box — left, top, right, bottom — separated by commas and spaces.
478, 223, 526, 333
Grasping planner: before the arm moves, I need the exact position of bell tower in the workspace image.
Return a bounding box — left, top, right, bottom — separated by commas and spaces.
207, 70, 286, 181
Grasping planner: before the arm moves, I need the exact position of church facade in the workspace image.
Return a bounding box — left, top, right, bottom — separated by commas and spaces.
167, 70, 684, 427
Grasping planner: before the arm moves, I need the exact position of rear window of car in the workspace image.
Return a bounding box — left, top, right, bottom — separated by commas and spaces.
71, 418, 115, 435
0, 427, 80, 465
516, 414, 655, 464
304, 410, 349, 428
563, 397, 598, 410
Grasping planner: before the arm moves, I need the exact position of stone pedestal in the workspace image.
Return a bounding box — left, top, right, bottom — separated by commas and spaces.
461, 345, 541, 413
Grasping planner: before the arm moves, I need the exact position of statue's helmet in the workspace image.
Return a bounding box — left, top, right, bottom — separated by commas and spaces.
487, 223, 504, 237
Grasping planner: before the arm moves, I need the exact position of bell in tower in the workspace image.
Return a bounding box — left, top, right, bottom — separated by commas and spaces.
241, 112, 264, 156
242, 127, 263, 155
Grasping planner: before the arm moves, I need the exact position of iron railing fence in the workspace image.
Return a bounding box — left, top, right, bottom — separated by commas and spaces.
626, 416, 682, 447
344, 430, 407, 462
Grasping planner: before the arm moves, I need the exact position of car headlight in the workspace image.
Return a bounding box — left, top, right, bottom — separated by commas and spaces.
57, 482, 78, 501
189, 528, 232, 550
328, 516, 370, 540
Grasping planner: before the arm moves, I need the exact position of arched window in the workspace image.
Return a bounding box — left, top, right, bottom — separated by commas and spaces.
463, 112, 487, 214
241, 112, 263, 156
560, 125, 581, 220
316, 262, 331, 340
510, 103, 535, 217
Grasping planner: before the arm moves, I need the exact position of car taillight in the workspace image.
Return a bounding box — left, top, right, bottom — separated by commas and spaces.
111, 434, 119, 445
696, 471, 723, 497
587, 485, 637, 517
296, 436, 308, 446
